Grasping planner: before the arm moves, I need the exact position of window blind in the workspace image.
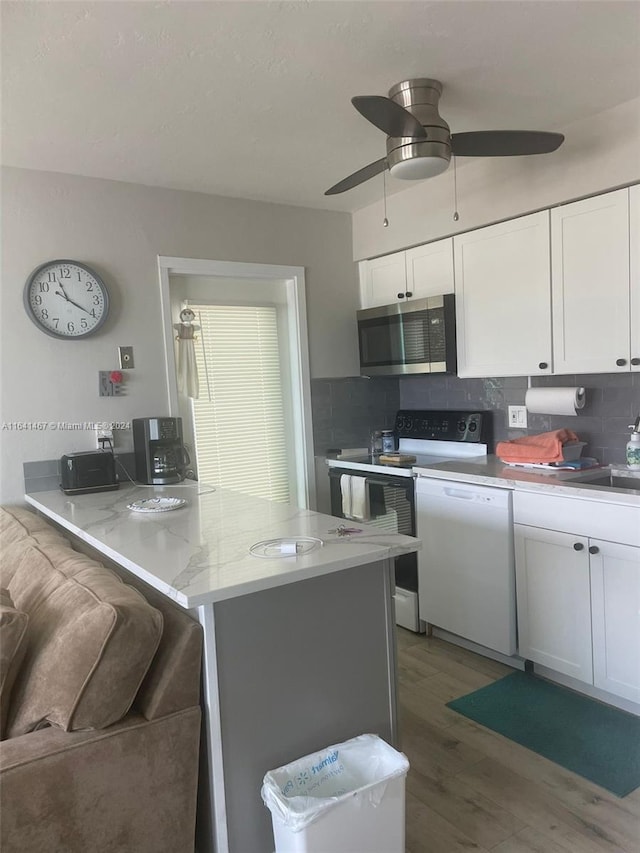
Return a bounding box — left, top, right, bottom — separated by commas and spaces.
190, 303, 290, 503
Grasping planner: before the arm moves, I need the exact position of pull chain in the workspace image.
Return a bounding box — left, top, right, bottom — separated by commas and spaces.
452, 154, 460, 222
383, 168, 389, 227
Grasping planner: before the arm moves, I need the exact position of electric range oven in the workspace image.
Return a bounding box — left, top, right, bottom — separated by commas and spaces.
327, 409, 491, 632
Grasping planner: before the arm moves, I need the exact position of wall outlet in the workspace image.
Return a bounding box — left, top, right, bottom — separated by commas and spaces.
508, 405, 528, 429
118, 346, 134, 369
95, 426, 114, 449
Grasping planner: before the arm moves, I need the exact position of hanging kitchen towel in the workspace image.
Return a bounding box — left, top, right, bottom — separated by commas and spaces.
496, 428, 579, 464
350, 476, 370, 521
340, 474, 353, 518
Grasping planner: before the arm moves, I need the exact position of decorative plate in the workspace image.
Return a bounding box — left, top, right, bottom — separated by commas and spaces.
127, 497, 187, 513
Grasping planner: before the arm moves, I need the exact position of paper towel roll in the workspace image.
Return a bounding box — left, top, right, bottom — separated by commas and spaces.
524, 386, 586, 416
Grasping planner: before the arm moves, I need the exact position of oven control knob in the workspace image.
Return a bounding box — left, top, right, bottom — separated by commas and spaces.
468, 421, 477, 432
457, 420, 466, 432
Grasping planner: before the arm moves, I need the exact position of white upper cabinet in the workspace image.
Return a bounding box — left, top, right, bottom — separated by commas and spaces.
405, 239, 454, 300
358, 185, 638, 375
359, 251, 407, 308
359, 239, 454, 309
551, 188, 632, 374
630, 184, 640, 371
454, 211, 552, 378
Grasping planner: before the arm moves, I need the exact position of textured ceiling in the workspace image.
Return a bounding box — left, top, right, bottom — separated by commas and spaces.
2, 1, 639, 213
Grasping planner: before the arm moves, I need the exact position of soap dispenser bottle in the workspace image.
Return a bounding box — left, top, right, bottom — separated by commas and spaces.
626, 417, 640, 469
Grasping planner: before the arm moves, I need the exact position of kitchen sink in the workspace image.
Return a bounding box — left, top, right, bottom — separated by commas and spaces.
577, 473, 640, 492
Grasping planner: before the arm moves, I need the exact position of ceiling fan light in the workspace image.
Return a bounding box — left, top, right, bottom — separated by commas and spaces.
389, 155, 449, 180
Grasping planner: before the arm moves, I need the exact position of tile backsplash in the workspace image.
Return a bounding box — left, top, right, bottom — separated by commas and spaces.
312, 372, 640, 466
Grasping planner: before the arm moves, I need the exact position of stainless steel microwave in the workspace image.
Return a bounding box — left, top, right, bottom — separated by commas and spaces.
357, 294, 456, 376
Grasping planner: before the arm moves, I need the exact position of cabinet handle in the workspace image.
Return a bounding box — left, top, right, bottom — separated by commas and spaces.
616, 358, 627, 366
631, 357, 640, 366
538, 361, 548, 370
573, 542, 584, 551
397, 292, 405, 299
405, 291, 413, 298
589, 545, 600, 555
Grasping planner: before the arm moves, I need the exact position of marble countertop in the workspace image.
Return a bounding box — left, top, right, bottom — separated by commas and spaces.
412, 456, 640, 506
25, 482, 419, 609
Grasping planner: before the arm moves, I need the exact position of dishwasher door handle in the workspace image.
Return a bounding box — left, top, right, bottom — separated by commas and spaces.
443, 487, 475, 499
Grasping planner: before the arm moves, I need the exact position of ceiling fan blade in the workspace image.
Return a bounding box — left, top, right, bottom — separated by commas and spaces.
451, 130, 565, 157
352, 96, 427, 139
325, 158, 388, 196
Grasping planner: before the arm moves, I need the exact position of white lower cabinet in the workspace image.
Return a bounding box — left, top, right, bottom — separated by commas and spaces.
515, 524, 593, 683
590, 539, 640, 703
515, 518, 640, 703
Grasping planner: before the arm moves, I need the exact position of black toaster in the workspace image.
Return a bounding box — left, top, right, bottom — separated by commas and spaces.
60, 451, 119, 495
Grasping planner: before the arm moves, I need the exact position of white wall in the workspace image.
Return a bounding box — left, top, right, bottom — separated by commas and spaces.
352, 97, 640, 260
0, 167, 359, 503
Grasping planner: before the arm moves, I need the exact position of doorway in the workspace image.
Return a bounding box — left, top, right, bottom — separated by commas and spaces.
158, 257, 315, 509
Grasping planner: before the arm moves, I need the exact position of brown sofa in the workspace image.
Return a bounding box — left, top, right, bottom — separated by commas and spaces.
0, 506, 203, 853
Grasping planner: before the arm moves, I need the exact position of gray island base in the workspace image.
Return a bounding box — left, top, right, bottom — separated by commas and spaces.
25, 482, 419, 853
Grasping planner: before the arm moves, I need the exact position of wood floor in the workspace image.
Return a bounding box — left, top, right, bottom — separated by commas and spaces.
396, 628, 640, 853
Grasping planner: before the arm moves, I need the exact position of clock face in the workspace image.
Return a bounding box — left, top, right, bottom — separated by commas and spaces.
24, 260, 110, 339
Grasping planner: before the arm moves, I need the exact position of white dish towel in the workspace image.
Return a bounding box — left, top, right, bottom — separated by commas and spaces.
340, 474, 370, 521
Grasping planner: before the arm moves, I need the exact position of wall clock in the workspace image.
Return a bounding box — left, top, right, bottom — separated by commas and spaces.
23, 259, 110, 339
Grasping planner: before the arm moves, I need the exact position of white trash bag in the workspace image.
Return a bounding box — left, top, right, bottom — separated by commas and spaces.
261, 733, 409, 853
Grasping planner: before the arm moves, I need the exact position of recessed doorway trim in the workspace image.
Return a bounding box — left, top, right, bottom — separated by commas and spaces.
158, 256, 315, 509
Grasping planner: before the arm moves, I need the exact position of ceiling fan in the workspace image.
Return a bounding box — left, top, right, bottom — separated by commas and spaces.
325, 78, 565, 195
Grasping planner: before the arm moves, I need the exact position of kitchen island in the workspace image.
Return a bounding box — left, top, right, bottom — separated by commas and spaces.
25, 482, 419, 853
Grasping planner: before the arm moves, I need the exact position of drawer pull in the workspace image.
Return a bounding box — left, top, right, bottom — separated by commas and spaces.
631, 357, 640, 366
589, 545, 600, 555
538, 361, 548, 370
616, 358, 627, 366
573, 542, 584, 551
397, 292, 405, 299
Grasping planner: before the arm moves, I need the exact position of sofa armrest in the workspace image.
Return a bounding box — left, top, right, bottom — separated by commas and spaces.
1, 708, 201, 853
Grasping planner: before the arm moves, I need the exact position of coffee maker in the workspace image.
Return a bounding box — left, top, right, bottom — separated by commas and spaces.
132, 417, 190, 485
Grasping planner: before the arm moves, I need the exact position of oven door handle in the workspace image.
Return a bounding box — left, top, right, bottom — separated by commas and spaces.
365, 477, 407, 489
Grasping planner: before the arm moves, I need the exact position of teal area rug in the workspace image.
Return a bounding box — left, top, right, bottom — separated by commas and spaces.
447, 671, 640, 797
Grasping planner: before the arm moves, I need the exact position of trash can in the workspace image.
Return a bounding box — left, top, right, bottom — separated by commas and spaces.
261, 733, 409, 853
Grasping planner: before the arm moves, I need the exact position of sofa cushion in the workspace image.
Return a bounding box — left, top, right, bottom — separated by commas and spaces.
0, 589, 29, 739
0, 506, 68, 547
0, 507, 68, 588
5, 543, 163, 738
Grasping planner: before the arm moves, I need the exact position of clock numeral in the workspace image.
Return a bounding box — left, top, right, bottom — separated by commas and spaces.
47, 272, 56, 283
41, 309, 49, 320
67, 321, 75, 333
89, 309, 97, 319
92, 294, 101, 305
39, 282, 50, 292
77, 270, 82, 281
86, 282, 94, 292
52, 318, 59, 328
59, 268, 71, 279
34, 295, 42, 306
81, 318, 88, 329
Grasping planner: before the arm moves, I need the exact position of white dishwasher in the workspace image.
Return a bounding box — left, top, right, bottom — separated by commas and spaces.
416, 475, 516, 655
